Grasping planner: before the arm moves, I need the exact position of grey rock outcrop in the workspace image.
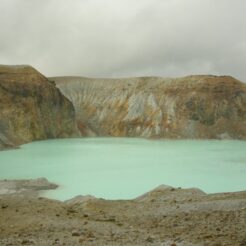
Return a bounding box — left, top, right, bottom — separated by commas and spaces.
53, 75, 246, 139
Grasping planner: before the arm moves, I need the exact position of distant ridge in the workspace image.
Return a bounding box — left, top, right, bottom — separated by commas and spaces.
52, 74, 246, 139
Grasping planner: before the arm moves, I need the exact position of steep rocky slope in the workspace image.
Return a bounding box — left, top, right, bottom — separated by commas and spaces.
0, 65, 79, 149
53, 75, 246, 139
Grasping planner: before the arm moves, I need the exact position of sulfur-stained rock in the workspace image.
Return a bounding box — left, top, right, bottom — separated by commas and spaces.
53, 75, 246, 139
0, 65, 79, 149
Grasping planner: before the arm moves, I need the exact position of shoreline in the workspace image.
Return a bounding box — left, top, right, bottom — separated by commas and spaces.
1, 177, 246, 201
0, 178, 246, 245
0, 178, 58, 198
1, 136, 246, 153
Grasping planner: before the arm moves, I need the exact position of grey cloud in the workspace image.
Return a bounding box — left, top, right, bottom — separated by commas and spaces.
0, 0, 245, 81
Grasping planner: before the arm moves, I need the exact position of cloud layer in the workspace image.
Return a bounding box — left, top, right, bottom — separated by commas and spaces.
0, 0, 245, 81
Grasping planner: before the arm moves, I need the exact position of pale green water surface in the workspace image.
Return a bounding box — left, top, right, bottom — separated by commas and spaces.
0, 138, 245, 200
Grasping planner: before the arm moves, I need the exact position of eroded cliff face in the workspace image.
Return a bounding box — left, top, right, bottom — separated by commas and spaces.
0, 65, 79, 149
53, 75, 246, 139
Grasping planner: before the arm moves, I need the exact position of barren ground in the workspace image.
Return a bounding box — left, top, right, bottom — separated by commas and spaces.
0, 179, 245, 246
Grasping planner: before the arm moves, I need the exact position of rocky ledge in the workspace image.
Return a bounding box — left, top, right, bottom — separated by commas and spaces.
0, 179, 245, 245
0, 65, 79, 150
53, 75, 246, 139
0, 178, 57, 197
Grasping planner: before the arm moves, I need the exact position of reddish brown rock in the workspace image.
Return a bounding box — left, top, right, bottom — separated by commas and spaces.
52, 75, 246, 139
0, 65, 79, 149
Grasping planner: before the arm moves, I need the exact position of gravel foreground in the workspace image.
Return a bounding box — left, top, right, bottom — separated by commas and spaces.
0, 178, 246, 246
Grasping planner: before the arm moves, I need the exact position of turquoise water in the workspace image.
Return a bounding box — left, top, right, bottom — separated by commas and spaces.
0, 138, 246, 200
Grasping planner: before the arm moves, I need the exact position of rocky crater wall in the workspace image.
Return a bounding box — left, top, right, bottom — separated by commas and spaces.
0, 65, 79, 149
53, 75, 246, 139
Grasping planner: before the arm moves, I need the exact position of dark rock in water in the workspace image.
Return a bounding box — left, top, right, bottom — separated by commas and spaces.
0, 65, 79, 150
52, 75, 246, 139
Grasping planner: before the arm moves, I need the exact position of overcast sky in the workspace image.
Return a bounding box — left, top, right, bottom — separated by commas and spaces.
0, 0, 245, 81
